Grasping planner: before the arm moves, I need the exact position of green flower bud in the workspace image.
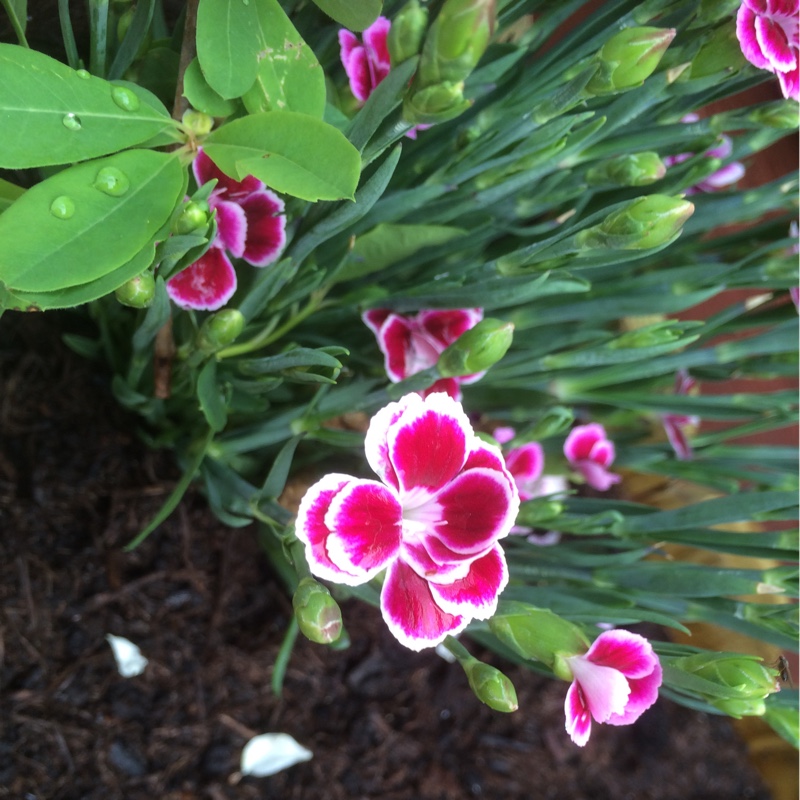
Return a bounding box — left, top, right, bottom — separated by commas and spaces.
182, 109, 214, 137
488, 602, 589, 673
711, 696, 768, 718
609, 320, 693, 348
418, 0, 496, 86
516, 499, 564, 526
463, 659, 518, 712
387, 0, 429, 66
197, 309, 245, 351
292, 577, 343, 644
586, 152, 667, 187
748, 101, 800, 130
437, 318, 514, 378
576, 194, 694, 251
524, 406, 575, 439
403, 81, 472, 125
586, 27, 675, 96
690, 24, 747, 80
115, 271, 155, 308
173, 201, 210, 235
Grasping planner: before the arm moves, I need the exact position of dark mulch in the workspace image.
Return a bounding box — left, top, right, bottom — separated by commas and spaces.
0, 314, 773, 800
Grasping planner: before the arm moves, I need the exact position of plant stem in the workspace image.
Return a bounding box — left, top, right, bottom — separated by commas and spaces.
88, 0, 109, 78
1, 0, 29, 47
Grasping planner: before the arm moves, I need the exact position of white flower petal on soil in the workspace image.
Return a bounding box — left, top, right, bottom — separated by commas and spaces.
105, 634, 148, 677
240, 733, 313, 777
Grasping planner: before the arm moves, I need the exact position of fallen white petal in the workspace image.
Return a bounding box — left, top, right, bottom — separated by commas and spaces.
105, 634, 148, 677
240, 733, 313, 777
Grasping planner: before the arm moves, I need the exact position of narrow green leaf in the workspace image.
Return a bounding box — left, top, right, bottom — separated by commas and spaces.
108, 0, 155, 80
260, 435, 304, 499
0, 149, 186, 292
196, 0, 260, 99
182, 57, 237, 117
132, 277, 170, 351
0, 43, 175, 168
203, 112, 361, 201
197, 359, 228, 432
311, 0, 381, 31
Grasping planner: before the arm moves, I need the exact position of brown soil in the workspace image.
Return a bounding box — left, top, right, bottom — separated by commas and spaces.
0, 314, 773, 800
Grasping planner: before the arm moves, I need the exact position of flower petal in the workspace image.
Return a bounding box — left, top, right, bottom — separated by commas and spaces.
417, 308, 484, 349
240, 190, 286, 266
166, 249, 237, 311
362, 308, 392, 337
506, 442, 545, 500
193, 148, 264, 197
340, 41, 372, 102
380, 558, 467, 650
564, 423, 605, 462
363, 17, 391, 69
585, 630, 660, 680
401, 538, 472, 584
606, 661, 663, 726
364, 393, 421, 489
737, 4, 772, 69
589, 438, 615, 468
324, 480, 402, 580
576, 460, 621, 492
777, 63, 800, 100
755, 13, 797, 71
664, 418, 693, 460
212, 197, 247, 258
421, 377, 463, 400
565, 681, 593, 747
428, 545, 508, 619
295, 473, 362, 583
698, 162, 746, 191
567, 656, 631, 724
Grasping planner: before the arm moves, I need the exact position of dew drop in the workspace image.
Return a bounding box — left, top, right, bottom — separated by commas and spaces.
76, 69, 91, 80
62, 113, 82, 131
50, 196, 76, 220
111, 86, 141, 112
93, 167, 130, 197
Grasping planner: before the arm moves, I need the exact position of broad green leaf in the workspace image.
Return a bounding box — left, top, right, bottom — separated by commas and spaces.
241, 0, 326, 118
0, 177, 24, 213
196, 0, 261, 99
339, 224, 466, 281
204, 112, 361, 202
311, 0, 381, 31
0, 43, 176, 168
0, 149, 186, 292
183, 58, 237, 117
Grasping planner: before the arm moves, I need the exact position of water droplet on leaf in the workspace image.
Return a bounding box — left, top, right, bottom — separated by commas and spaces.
94, 167, 130, 197
62, 113, 82, 131
76, 69, 91, 79
111, 86, 141, 112
50, 196, 76, 219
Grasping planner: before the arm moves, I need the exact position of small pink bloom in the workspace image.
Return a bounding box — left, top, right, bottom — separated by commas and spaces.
564, 423, 621, 492
664, 134, 745, 194
166, 149, 286, 311
339, 17, 392, 102
295, 393, 520, 650
364, 308, 485, 400
662, 370, 699, 460
564, 630, 662, 747
736, 0, 799, 101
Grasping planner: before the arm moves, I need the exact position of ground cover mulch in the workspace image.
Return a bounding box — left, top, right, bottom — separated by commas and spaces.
0, 314, 774, 800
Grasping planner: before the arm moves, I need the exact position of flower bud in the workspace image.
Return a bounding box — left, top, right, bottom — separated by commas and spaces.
418, 0, 496, 86
463, 659, 518, 712
115, 271, 155, 308
488, 602, 589, 674
586, 152, 667, 187
516, 499, 564, 526
437, 318, 514, 378
403, 81, 472, 125
387, 0, 429, 66
576, 194, 694, 251
292, 577, 343, 644
748, 101, 800, 130
173, 201, 210, 235
609, 320, 690, 348
197, 309, 245, 351
690, 25, 747, 80
586, 27, 675, 96
181, 109, 214, 137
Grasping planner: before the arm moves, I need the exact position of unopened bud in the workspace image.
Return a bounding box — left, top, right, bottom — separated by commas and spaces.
437, 318, 514, 377
173, 200, 210, 234
292, 577, 343, 644
576, 194, 694, 251
403, 81, 472, 125
489, 602, 589, 673
198, 309, 245, 351
609, 320, 691, 348
115, 271, 155, 308
464, 660, 518, 712
586, 152, 667, 187
387, 0, 429, 65
418, 0, 496, 85
516, 499, 565, 526
748, 101, 800, 130
182, 109, 214, 136
586, 27, 675, 96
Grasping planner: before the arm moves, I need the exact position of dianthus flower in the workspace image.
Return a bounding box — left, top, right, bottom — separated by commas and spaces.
736, 0, 799, 101
363, 308, 485, 400
661, 370, 699, 460
295, 392, 519, 650
564, 423, 621, 492
166, 149, 286, 311
664, 125, 746, 194
564, 630, 662, 747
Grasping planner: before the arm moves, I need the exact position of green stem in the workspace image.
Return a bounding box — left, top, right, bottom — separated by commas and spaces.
58, 0, 80, 69
89, 0, 109, 78
1, 0, 29, 47
442, 635, 474, 664
271, 618, 299, 697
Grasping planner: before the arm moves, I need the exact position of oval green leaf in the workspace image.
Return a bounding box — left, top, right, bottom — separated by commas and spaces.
0, 149, 186, 292
311, 0, 381, 31
183, 58, 238, 117
0, 43, 177, 168
203, 112, 361, 202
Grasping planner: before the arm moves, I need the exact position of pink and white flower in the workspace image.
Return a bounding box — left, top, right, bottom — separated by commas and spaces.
166, 149, 286, 311
363, 308, 485, 400
664, 134, 746, 194
564, 423, 621, 492
736, 0, 799, 101
564, 630, 663, 747
662, 370, 699, 460
295, 392, 519, 651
